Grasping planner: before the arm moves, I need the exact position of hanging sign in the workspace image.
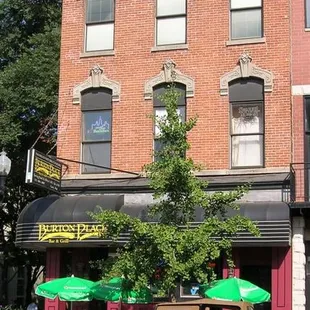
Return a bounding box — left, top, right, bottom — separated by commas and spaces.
25, 149, 62, 193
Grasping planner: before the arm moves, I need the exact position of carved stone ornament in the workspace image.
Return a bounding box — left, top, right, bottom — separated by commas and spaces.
219, 53, 274, 96
144, 59, 195, 100
72, 65, 121, 104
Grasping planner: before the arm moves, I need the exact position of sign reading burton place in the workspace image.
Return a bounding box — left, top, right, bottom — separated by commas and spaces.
38, 223, 106, 244
25, 149, 62, 193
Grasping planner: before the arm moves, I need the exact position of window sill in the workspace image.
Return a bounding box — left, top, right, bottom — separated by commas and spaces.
80, 50, 115, 58
151, 44, 188, 52
305, 28, 310, 32
226, 37, 266, 46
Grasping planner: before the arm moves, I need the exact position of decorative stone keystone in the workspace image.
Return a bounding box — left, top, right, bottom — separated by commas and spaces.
72, 65, 121, 105
219, 53, 274, 96
144, 59, 195, 100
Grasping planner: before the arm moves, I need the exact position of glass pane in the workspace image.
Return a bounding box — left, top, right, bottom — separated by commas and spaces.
306, 99, 310, 132
231, 9, 262, 39
157, 0, 186, 16
87, 0, 114, 23
307, 0, 310, 28
154, 139, 164, 162
154, 107, 185, 137
83, 111, 111, 141
231, 0, 261, 9
232, 135, 263, 167
231, 103, 263, 134
153, 83, 186, 107
86, 23, 114, 51
157, 17, 186, 45
82, 143, 111, 173
180, 283, 200, 297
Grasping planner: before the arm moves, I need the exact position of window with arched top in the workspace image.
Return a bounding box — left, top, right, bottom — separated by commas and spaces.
153, 83, 186, 161
81, 88, 112, 173
229, 78, 264, 168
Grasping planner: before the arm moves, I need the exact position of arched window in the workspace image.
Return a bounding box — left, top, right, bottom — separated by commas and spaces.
81, 88, 112, 173
153, 83, 186, 161
229, 78, 264, 168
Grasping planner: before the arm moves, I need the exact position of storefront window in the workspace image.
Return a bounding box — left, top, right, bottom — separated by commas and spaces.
240, 265, 271, 310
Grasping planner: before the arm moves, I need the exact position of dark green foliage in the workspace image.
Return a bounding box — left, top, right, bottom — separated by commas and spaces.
0, 0, 61, 305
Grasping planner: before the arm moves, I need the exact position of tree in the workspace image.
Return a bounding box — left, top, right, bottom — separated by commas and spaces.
0, 0, 61, 305
92, 85, 259, 297
0, 0, 61, 69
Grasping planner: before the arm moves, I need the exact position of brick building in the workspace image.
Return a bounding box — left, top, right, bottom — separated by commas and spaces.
291, 0, 310, 310
16, 1, 294, 310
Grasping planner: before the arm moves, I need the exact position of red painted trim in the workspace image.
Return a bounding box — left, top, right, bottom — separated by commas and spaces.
272, 247, 292, 310
44, 248, 66, 310
222, 249, 240, 278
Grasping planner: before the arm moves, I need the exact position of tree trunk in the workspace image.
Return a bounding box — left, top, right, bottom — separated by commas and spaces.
25, 264, 33, 305
1, 259, 8, 305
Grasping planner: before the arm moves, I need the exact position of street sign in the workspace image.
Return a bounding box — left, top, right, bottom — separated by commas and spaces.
25, 149, 62, 194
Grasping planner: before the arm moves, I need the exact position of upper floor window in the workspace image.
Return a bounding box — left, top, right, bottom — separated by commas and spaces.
229, 78, 264, 168
85, 0, 114, 52
230, 0, 262, 40
156, 0, 187, 46
153, 83, 186, 161
81, 88, 112, 173
306, 0, 310, 28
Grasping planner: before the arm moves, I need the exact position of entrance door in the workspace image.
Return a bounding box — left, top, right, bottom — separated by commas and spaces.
240, 265, 271, 310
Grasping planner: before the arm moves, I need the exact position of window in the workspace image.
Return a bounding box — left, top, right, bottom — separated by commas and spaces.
304, 97, 310, 199
306, 0, 310, 28
81, 88, 112, 173
86, 0, 114, 51
156, 0, 186, 45
153, 83, 186, 161
229, 78, 264, 168
230, 0, 262, 40
240, 265, 271, 310
180, 282, 200, 298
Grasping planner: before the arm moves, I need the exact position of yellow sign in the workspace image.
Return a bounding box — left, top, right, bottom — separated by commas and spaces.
34, 157, 61, 181
38, 223, 106, 244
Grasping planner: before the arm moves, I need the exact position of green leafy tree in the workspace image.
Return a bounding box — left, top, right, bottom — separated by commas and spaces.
92, 86, 259, 297
0, 0, 61, 305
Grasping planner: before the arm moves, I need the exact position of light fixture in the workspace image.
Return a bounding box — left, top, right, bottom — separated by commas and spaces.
0, 151, 11, 196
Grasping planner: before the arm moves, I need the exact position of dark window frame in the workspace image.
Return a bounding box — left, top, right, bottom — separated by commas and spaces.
85, 0, 115, 52
303, 96, 310, 200
153, 83, 186, 162
229, 80, 265, 169
230, 0, 263, 40
156, 0, 187, 46
81, 88, 112, 174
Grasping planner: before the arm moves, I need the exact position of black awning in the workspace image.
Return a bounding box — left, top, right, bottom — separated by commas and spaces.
120, 202, 290, 222
120, 202, 291, 247
16, 198, 290, 250
17, 194, 124, 224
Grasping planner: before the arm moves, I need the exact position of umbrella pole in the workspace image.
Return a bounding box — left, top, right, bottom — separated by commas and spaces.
119, 297, 122, 310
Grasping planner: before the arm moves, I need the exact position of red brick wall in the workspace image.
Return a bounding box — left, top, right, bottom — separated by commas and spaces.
57, 0, 291, 175
292, 0, 310, 86
292, 0, 310, 165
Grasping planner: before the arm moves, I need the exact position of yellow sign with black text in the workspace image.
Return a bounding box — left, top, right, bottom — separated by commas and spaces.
38, 223, 106, 244
25, 149, 62, 193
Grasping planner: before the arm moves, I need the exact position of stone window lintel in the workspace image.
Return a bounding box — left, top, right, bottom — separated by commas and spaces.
73, 65, 121, 104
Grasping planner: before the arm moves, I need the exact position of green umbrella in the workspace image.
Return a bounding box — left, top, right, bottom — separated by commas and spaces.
91, 277, 153, 304
200, 277, 270, 304
35, 276, 95, 301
